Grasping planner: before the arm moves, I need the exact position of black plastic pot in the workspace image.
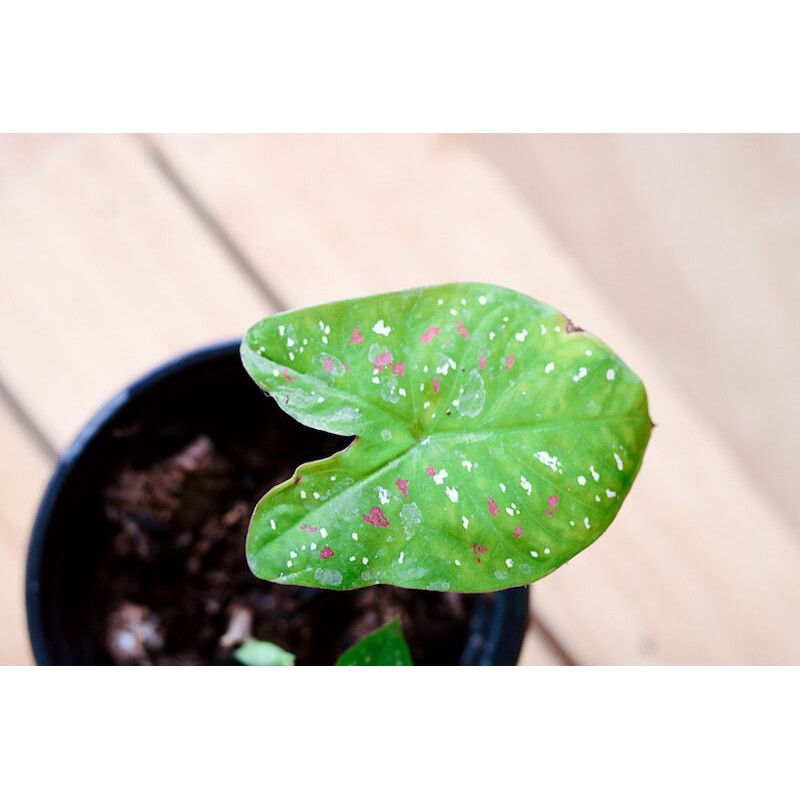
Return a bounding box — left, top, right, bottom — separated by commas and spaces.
26, 341, 530, 665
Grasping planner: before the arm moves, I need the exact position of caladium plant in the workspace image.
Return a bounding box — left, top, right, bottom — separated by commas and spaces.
241, 283, 651, 594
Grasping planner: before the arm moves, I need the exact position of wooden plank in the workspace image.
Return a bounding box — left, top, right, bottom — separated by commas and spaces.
153, 133, 800, 664
469, 134, 800, 531
0, 135, 275, 451
0, 402, 52, 664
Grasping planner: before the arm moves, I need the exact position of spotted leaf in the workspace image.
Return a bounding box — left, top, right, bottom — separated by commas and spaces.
241, 283, 651, 592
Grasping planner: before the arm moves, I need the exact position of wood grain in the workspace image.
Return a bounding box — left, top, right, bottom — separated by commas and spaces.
0, 400, 51, 664
153, 133, 800, 664
0, 135, 275, 451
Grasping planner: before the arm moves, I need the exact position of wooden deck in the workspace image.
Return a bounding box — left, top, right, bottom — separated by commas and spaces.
1, 134, 798, 665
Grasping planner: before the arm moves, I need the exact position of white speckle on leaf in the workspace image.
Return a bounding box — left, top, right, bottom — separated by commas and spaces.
362, 557, 369, 565
330, 475, 337, 481
288, 352, 295, 361
520, 475, 532, 495
595, 495, 601, 502
314, 568, 343, 586
577, 475, 586, 486
530, 551, 538, 558
545, 361, 555, 374
462, 515, 469, 529
456, 369, 486, 417
606, 489, 617, 498
590, 465, 600, 481
461, 459, 473, 472
505, 558, 514, 568
573, 367, 588, 383
433, 469, 448, 485
287, 560, 293, 567
381, 429, 392, 441
380, 377, 400, 404
352, 532, 359, 541
505, 507, 514, 516
300, 490, 307, 499
479, 295, 487, 305
455, 559, 462, 566
420, 436, 431, 445
313, 492, 321, 500
585, 350, 593, 356
544, 548, 550, 555
423, 401, 431, 409
320, 528, 328, 538
349, 555, 356, 562
584, 517, 591, 529
310, 542, 317, 551
372, 376, 380, 385
489, 331, 496, 340
445, 486, 459, 503
499, 482, 506, 493
607, 369, 616, 381
540, 324, 547, 335
398, 551, 405, 565
372, 319, 391, 336
289, 551, 297, 559
316, 397, 324, 404
278, 325, 285, 336
269, 519, 276, 530
399, 388, 407, 397
378, 486, 390, 505
614, 452, 624, 470
534, 451, 561, 472
515, 329, 529, 342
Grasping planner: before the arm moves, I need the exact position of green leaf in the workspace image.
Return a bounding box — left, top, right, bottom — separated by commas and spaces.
234, 639, 295, 666
335, 618, 413, 666
241, 282, 651, 592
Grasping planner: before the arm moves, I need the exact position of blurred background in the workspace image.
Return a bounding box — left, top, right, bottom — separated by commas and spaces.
1, 133, 798, 665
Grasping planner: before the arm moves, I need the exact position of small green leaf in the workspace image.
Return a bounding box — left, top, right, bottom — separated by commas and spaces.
234, 639, 295, 666
241, 283, 651, 592
335, 618, 413, 666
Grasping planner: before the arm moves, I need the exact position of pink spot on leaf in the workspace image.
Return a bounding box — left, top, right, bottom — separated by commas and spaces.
433, 378, 440, 394
472, 542, 488, 563
282, 369, 295, 382
374, 350, 393, 369
514, 525, 523, 539
504, 355, 516, 372
320, 545, 334, 559
548, 495, 559, 507
396, 478, 409, 498
300, 525, 318, 533
391, 361, 405, 377
349, 328, 364, 344
420, 327, 441, 344
479, 355, 487, 370
488, 497, 499, 517
363, 506, 390, 528
456, 321, 469, 339
425, 465, 437, 477
323, 357, 336, 373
